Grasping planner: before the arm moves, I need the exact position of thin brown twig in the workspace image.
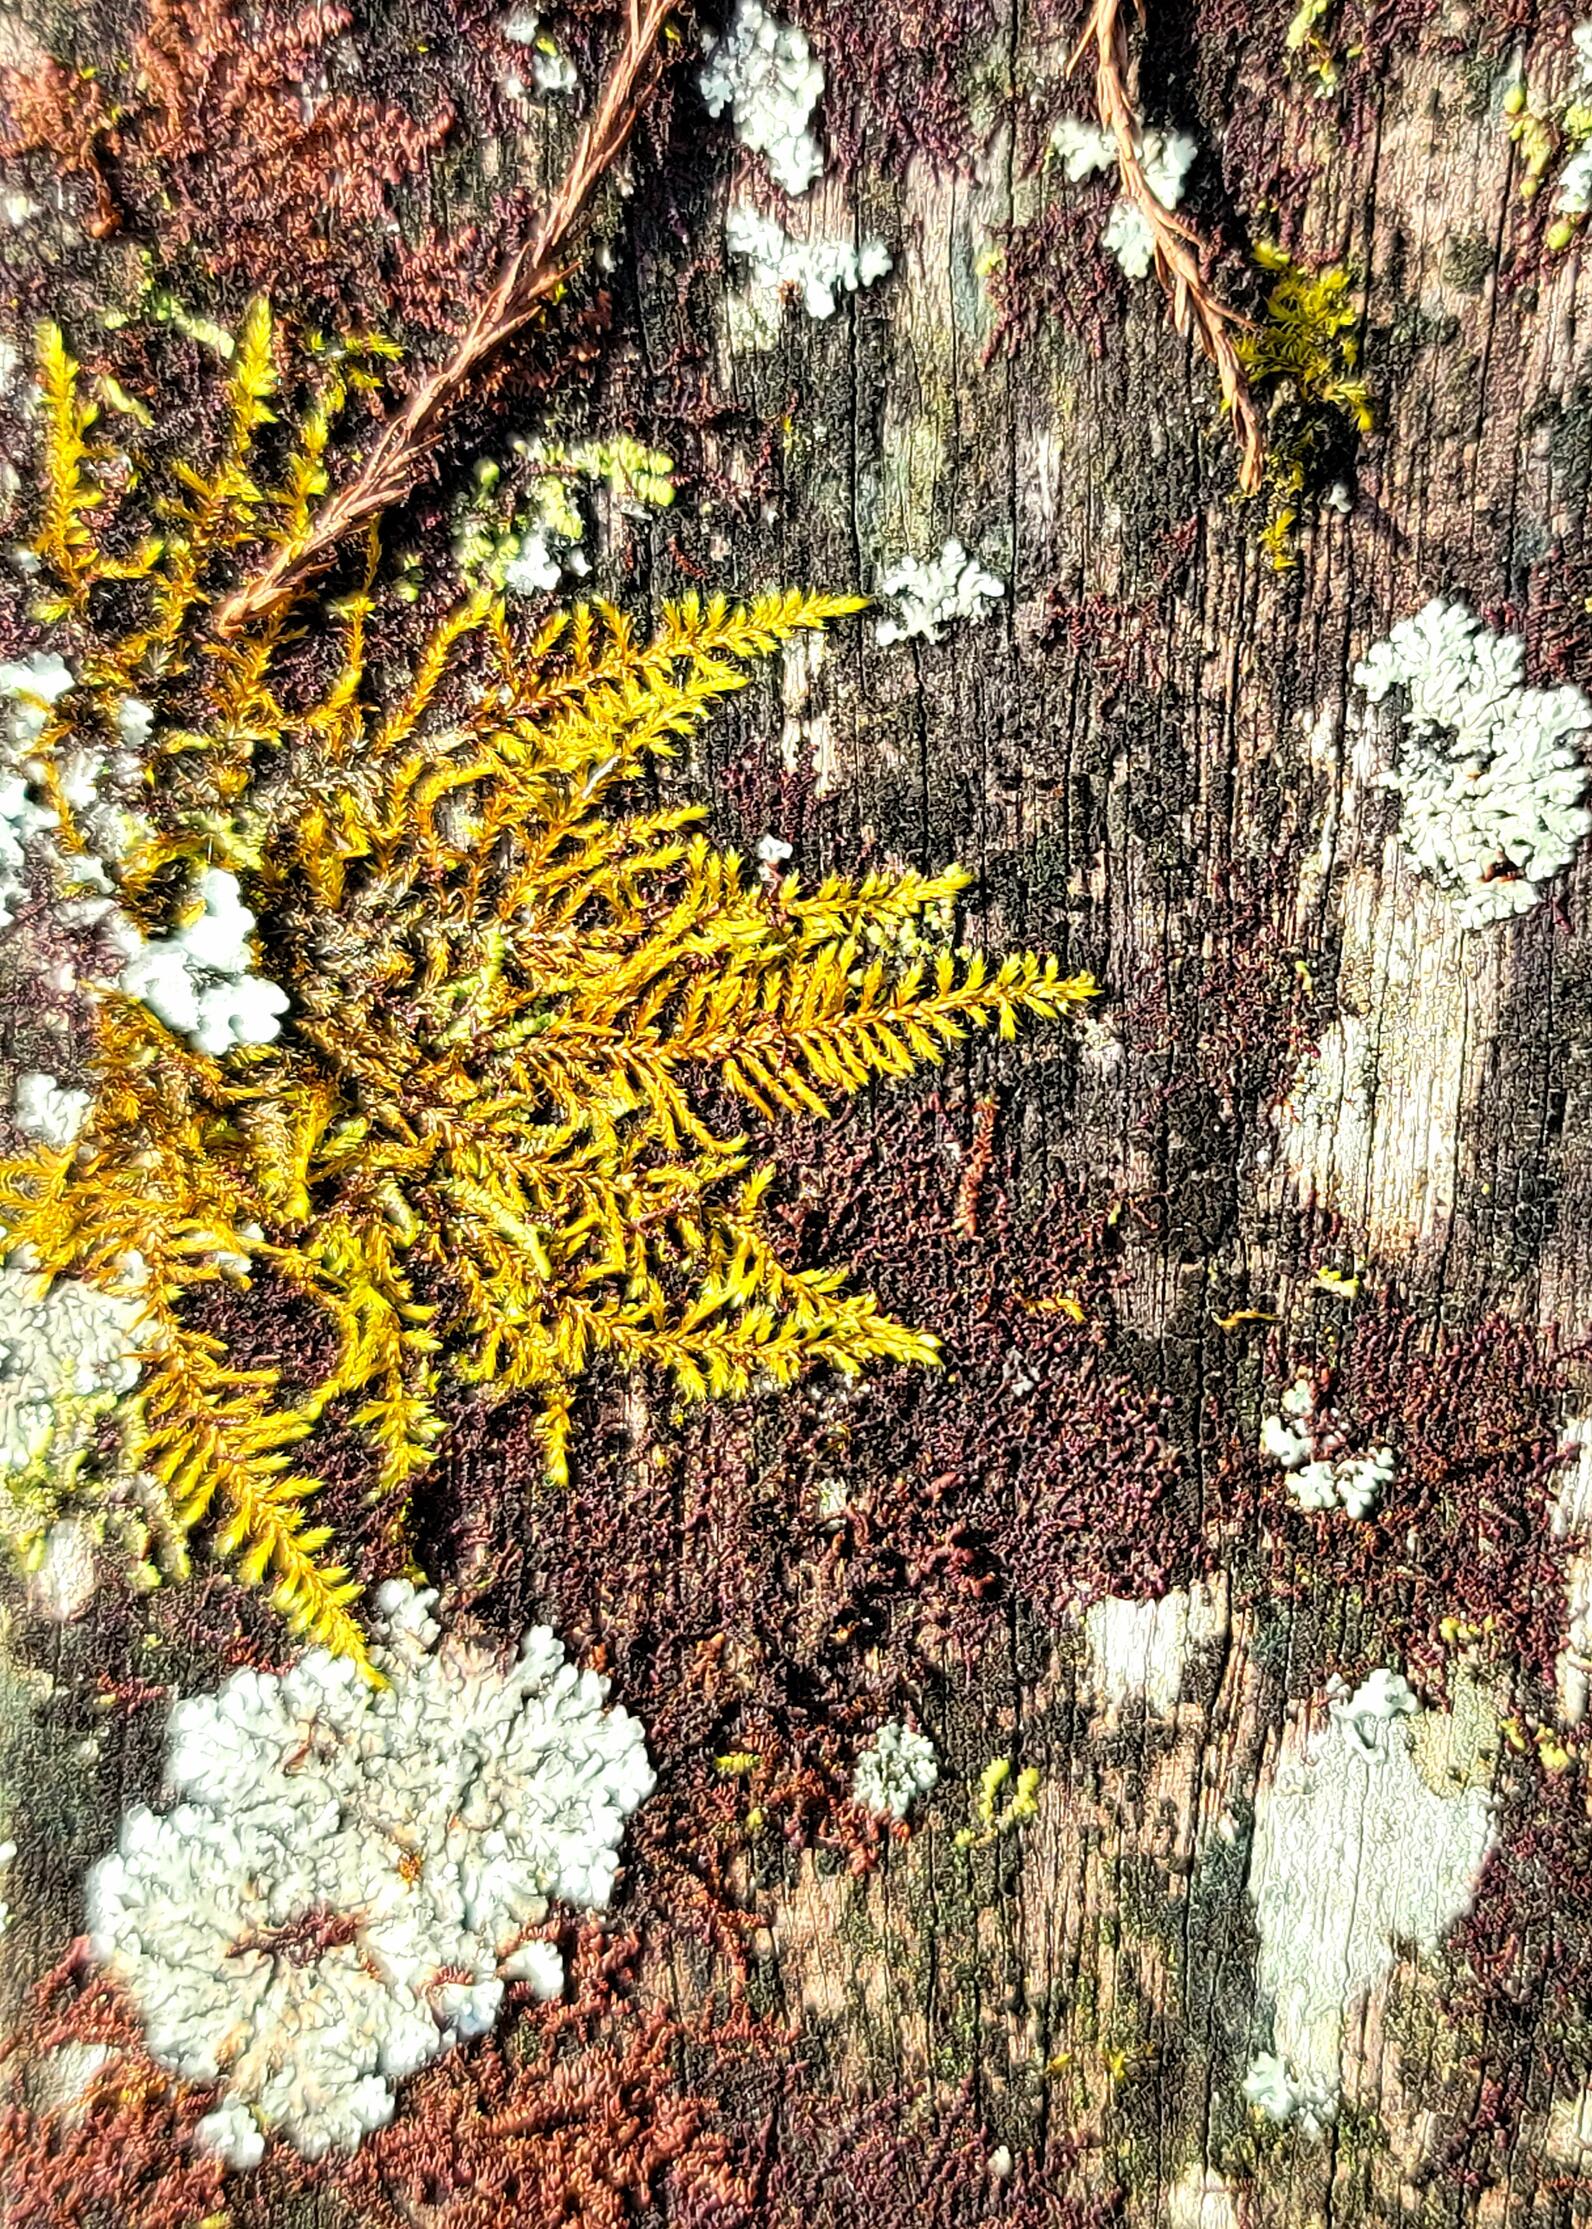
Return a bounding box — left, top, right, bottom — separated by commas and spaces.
1071, 0, 1265, 496
212, 0, 677, 637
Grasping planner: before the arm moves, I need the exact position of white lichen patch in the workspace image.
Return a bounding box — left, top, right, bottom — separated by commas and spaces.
85, 1582, 654, 2168
1352, 599, 1592, 929
1242, 2050, 1338, 2137
111, 866, 289, 1055
851, 1719, 938, 1819
0, 651, 75, 747
1050, 118, 1198, 278
874, 540, 1006, 648
1326, 1665, 1420, 1755
1081, 1583, 1228, 1717
11, 1070, 90, 1149
1558, 137, 1592, 214
1051, 119, 1119, 179
460, 437, 674, 598
0, 1262, 142, 1517
1247, 1670, 1494, 2120
501, 533, 563, 596
0, 656, 281, 1055
0, 1249, 184, 1601
1559, 28, 1592, 201
1260, 1375, 1395, 1519
754, 831, 792, 890
499, 7, 577, 97
699, 0, 825, 197
724, 202, 891, 335
24, 1513, 100, 1621
0, 652, 73, 928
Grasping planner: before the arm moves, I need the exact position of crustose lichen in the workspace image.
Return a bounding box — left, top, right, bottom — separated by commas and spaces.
85, 1582, 653, 2168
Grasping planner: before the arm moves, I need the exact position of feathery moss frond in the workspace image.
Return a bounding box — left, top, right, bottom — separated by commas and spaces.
1, 310, 1098, 1667
34, 324, 105, 618
139, 1321, 375, 1674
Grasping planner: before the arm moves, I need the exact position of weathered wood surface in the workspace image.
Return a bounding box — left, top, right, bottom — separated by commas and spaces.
6, 3, 1592, 2225
679, 41, 1592, 2202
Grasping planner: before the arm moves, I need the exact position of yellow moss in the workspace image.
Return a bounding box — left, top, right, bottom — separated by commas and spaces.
1505, 79, 1557, 204
1235, 245, 1372, 568
34, 325, 107, 619
2, 305, 1098, 1673
955, 1756, 1043, 1848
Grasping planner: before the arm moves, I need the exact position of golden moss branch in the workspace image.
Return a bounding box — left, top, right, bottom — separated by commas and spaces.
2, 307, 1098, 1666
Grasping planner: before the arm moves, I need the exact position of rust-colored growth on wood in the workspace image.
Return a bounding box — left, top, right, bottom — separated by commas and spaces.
2, 0, 458, 294
0, 1950, 228, 2229
132, 0, 455, 258
1072, 0, 1265, 495
0, 57, 121, 239
786, 0, 998, 180
954, 1095, 999, 1240
983, 199, 1124, 365
759, 2079, 1117, 2227
211, 0, 676, 637
329, 1928, 760, 2228
1223, 1300, 1576, 1701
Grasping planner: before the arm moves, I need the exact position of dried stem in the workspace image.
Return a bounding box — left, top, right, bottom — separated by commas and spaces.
1072, 0, 1265, 496
212, 0, 676, 636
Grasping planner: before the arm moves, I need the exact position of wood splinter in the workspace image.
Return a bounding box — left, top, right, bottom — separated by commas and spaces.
1072, 0, 1266, 496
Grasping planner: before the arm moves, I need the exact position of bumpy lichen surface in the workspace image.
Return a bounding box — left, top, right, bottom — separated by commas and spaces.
86, 1582, 653, 2166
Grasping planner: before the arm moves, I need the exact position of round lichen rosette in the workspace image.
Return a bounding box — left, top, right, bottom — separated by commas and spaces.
1352, 598, 1592, 930
83, 1583, 655, 2168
